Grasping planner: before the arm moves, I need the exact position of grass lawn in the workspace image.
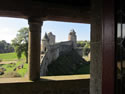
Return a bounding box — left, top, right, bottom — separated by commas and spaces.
0, 52, 28, 78
17, 63, 28, 77
0, 52, 25, 61
77, 64, 90, 74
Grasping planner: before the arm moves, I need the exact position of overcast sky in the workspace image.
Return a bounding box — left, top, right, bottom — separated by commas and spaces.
0, 17, 90, 43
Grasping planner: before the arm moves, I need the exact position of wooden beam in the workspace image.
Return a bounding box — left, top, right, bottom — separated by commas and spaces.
0, 1, 91, 23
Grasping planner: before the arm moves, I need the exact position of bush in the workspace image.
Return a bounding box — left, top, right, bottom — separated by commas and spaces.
0, 68, 4, 75
3, 71, 21, 78
0, 71, 4, 75
0, 67, 6, 71
83, 47, 90, 56
0, 59, 2, 62
6, 63, 16, 68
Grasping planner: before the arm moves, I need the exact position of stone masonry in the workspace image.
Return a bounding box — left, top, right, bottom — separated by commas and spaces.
40, 29, 83, 76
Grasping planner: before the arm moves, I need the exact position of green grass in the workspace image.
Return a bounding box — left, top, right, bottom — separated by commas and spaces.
17, 63, 28, 77
0, 52, 25, 61
77, 64, 90, 74
1, 63, 16, 73
0, 52, 28, 78
0, 61, 28, 77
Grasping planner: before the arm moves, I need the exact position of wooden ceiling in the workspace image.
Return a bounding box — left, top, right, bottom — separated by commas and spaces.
32, 0, 90, 7
0, 0, 91, 23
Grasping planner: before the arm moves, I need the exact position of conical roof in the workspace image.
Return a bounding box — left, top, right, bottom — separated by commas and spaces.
43, 33, 49, 41
70, 29, 75, 32
69, 29, 76, 35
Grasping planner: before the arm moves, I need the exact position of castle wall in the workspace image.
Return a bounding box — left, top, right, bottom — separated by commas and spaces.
48, 34, 55, 45
40, 41, 73, 76
41, 40, 49, 52
40, 30, 83, 76
40, 48, 59, 76
76, 48, 83, 57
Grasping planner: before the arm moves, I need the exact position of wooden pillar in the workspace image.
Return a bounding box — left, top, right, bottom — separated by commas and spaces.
102, 0, 115, 94
28, 17, 43, 81
91, 0, 115, 94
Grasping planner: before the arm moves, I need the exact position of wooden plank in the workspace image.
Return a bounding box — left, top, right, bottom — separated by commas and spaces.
102, 0, 115, 94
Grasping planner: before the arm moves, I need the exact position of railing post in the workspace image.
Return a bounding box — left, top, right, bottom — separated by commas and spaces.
28, 17, 43, 81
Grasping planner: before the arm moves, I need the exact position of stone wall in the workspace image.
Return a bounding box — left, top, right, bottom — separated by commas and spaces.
90, 0, 103, 93
76, 48, 83, 57
40, 41, 73, 76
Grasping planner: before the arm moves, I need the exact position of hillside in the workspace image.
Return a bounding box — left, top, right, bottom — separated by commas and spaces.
47, 50, 90, 76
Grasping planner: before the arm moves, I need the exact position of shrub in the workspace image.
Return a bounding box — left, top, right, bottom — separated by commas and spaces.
0, 71, 4, 75
0, 68, 4, 75
0, 67, 6, 75
6, 63, 16, 68
0, 59, 2, 62
0, 67, 6, 71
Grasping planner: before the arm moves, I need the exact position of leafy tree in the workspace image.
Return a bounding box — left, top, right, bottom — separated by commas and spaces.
77, 40, 90, 56
0, 40, 14, 53
83, 47, 90, 56
12, 27, 29, 63
77, 41, 86, 47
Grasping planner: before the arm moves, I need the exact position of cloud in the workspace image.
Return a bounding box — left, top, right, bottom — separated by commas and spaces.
0, 17, 28, 43
0, 27, 18, 43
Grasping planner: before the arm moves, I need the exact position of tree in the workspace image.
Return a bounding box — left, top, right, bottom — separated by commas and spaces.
77, 41, 86, 47
83, 47, 90, 56
77, 40, 90, 56
12, 27, 29, 63
0, 40, 14, 53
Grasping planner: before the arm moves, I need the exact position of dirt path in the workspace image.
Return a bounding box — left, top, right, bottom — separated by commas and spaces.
0, 61, 17, 64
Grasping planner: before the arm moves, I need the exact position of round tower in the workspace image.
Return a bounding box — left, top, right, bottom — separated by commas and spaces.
41, 33, 49, 53
48, 32, 55, 45
68, 29, 77, 48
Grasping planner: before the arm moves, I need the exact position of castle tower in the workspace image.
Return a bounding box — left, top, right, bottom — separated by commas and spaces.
68, 29, 77, 48
41, 33, 49, 53
48, 32, 55, 45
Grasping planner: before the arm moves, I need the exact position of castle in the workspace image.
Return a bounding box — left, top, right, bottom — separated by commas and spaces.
40, 29, 83, 76
41, 29, 77, 53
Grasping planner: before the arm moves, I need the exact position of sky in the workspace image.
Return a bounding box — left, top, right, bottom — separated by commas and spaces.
0, 17, 90, 43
